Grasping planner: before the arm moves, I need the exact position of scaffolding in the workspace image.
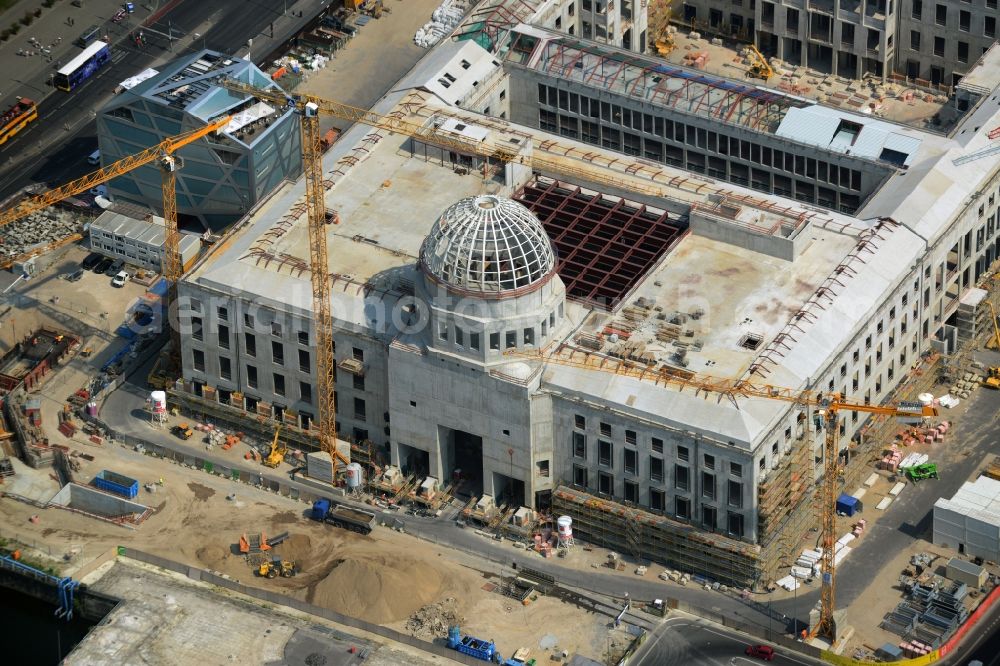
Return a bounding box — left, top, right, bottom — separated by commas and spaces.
551, 485, 761, 588
756, 431, 817, 585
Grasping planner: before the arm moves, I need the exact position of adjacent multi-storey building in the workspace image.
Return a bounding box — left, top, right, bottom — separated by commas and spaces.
97, 50, 302, 230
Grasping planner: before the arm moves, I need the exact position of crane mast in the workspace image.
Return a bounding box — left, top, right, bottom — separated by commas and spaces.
298, 101, 342, 478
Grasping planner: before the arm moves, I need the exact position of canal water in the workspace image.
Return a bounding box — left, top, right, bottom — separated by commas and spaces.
0, 584, 95, 664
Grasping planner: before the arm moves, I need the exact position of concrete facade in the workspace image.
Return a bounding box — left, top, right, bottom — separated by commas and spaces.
97, 50, 301, 230
675, 0, 993, 84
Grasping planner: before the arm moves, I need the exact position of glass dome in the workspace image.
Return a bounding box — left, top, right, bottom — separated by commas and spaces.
420, 195, 555, 296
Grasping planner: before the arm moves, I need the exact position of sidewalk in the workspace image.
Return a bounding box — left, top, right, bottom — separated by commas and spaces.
0, 0, 151, 108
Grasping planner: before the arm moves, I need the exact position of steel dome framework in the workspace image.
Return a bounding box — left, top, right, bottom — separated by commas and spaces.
420, 195, 556, 296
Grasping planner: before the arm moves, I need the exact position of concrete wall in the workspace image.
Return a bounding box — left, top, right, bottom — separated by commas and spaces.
549, 391, 762, 542
177, 282, 391, 447
388, 343, 538, 505
896, 0, 995, 84
934, 505, 1000, 562
49, 483, 150, 518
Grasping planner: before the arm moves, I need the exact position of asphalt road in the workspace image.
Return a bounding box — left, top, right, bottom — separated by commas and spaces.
0, 0, 328, 201
633, 616, 824, 666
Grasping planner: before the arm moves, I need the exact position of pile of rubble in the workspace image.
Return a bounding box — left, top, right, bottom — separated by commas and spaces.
404, 597, 463, 639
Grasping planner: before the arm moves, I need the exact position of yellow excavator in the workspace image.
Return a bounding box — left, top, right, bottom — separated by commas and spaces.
263, 425, 286, 468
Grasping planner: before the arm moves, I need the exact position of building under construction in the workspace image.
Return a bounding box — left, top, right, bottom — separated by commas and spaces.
175, 2, 1000, 588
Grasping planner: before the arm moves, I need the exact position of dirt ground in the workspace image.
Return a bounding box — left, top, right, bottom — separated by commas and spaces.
0, 432, 610, 661
297, 0, 444, 132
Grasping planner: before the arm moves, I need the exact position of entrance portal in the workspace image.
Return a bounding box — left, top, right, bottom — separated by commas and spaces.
440, 426, 484, 498
397, 443, 430, 478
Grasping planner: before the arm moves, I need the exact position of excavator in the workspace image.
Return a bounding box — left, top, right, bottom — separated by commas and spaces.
263, 425, 286, 468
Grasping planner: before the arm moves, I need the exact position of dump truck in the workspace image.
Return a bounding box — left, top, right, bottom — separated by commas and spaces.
447, 626, 502, 663
258, 558, 297, 578
310, 499, 376, 535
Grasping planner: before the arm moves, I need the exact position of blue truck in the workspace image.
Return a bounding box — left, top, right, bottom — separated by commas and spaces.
447, 626, 502, 663
92, 470, 139, 499
310, 498, 376, 535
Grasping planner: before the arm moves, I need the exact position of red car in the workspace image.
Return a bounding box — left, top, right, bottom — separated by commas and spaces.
745, 645, 775, 661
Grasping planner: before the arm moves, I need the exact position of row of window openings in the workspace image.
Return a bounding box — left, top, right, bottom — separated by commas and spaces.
536, 89, 864, 191
571, 466, 746, 536
572, 418, 744, 472
189, 350, 369, 420
572, 435, 745, 485
189, 321, 365, 366
439, 309, 559, 350
188, 303, 334, 347
909, 31, 983, 60
913, 1, 995, 30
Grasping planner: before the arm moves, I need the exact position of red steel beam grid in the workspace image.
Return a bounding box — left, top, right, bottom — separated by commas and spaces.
514, 178, 686, 311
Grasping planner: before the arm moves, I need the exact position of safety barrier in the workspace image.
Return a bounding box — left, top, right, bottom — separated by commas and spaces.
820, 651, 939, 666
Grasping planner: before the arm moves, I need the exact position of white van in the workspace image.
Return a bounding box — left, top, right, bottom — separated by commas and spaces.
87, 150, 100, 166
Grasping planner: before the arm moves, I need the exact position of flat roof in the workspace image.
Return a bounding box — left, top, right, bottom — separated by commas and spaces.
91, 210, 201, 254
187, 84, 940, 446
935, 476, 1000, 527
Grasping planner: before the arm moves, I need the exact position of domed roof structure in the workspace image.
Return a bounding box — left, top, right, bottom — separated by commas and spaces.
420, 195, 555, 296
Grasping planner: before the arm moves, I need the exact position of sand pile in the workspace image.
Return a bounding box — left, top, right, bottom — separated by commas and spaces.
310, 554, 452, 624
273, 534, 313, 567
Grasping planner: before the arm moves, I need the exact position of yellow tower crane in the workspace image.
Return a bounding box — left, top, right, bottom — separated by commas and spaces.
506, 347, 935, 642
0, 115, 232, 366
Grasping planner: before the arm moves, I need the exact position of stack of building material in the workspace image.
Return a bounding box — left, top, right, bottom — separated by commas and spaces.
899, 453, 930, 470
306, 451, 334, 483
775, 575, 800, 591
879, 444, 903, 471
883, 580, 968, 647
881, 603, 920, 636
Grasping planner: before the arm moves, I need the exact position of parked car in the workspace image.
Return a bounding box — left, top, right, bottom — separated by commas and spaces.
105, 259, 124, 276
81, 252, 102, 270
65, 268, 85, 282
93, 257, 114, 274
745, 645, 775, 661
111, 270, 129, 288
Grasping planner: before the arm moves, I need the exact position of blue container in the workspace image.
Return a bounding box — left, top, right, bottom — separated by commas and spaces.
836, 493, 860, 517
92, 470, 139, 499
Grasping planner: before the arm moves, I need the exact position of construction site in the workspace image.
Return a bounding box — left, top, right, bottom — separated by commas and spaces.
4, 0, 1000, 662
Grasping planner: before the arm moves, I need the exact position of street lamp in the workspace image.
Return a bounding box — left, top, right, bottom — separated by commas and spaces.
246, 38, 252, 64
194, 32, 205, 50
